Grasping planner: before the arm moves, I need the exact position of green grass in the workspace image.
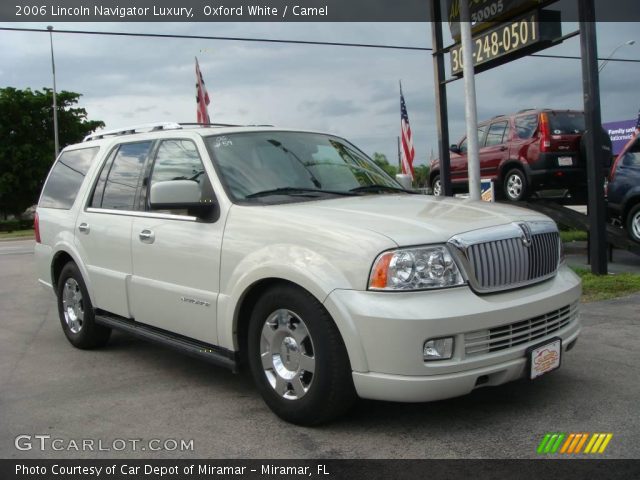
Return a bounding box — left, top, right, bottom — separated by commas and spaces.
572, 267, 640, 302
560, 230, 588, 243
0, 229, 34, 240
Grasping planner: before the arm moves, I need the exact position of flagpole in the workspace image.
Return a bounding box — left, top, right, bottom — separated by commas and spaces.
397, 136, 401, 171
47, 26, 59, 158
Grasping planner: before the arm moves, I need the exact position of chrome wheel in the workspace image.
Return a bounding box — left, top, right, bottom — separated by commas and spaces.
433, 178, 442, 196
506, 173, 523, 199
62, 278, 84, 334
260, 309, 315, 400
632, 210, 640, 241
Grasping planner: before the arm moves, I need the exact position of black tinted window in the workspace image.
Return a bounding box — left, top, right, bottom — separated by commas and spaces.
485, 122, 508, 146
515, 114, 538, 139
101, 142, 151, 210
460, 125, 488, 153
548, 112, 585, 134
39, 147, 99, 209
621, 137, 640, 167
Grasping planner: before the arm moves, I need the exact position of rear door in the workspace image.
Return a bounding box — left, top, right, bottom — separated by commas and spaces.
75, 141, 152, 318
129, 138, 223, 345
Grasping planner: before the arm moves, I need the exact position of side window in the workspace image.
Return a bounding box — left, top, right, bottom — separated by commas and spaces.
100, 142, 151, 210
515, 114, 539, 139
39, 147, 100, 209
459, 125, 488, 153
89, 147, 118, 208
149, 139, 213, 213
621, 137, 640, 167
485, 122, 508, 146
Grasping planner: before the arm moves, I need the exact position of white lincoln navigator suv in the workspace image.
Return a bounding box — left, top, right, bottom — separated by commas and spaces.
35, 122, 581, 425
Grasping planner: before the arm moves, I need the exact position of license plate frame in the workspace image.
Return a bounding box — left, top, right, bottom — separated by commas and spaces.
527, 337, 562, 380
558, 156, 573, 167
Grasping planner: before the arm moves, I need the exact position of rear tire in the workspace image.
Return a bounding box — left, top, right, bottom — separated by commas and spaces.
247, 285, 356, 425
626, 204, 640, 244
57, 262, 111, 349
503, 168, 528, 202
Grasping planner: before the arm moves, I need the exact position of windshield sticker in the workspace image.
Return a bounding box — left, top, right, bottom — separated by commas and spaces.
213, 136, 233, 148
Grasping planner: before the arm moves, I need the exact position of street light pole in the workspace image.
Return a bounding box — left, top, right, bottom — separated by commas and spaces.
459, 0, 481, 201
598, 40, 635, 72
47, 25, 59, 158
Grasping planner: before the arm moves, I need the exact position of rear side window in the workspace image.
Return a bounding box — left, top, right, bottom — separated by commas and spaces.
97, 142, 151, 210
485, 121, 508, 146
515, 114, 538, 139
39, 147, 100, 209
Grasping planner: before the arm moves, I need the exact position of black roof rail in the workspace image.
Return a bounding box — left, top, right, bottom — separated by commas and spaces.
517, 108, 536, 114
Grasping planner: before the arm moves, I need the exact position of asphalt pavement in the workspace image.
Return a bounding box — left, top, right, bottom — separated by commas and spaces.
0, 239, 639, 459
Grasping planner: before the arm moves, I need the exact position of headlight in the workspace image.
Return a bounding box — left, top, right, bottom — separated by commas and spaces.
368, 245, 465, 291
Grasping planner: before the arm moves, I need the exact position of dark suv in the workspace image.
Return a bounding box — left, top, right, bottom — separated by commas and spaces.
608, 131, 640, 243
429, 109, 611, 202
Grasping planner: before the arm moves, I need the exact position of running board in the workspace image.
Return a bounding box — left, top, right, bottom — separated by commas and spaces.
95, 312, 238, 373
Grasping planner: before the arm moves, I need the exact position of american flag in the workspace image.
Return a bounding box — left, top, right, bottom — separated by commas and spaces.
400, 82, 415, 179
195, 57, 211, 124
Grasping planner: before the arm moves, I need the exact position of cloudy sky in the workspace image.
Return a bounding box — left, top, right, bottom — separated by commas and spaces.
0, 20, 638, 165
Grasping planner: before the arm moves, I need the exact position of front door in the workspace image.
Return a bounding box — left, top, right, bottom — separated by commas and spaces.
129, 138, 224, 345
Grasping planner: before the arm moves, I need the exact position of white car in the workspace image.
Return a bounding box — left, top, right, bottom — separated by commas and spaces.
34, 122, 581, 425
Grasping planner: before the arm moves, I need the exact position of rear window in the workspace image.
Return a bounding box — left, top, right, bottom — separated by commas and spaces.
39, 147, 100, 209
548, 112, 585, 135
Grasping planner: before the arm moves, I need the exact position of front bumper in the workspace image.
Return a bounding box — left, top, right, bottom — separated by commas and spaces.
323, 265, 581, 402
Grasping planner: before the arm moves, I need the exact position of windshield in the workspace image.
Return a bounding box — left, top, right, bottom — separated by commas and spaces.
205, 131, 402, 202
548, 112, 585, 135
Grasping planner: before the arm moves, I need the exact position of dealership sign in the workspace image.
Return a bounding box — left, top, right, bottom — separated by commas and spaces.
446, 0, 553, 40
604, 119, 636, 155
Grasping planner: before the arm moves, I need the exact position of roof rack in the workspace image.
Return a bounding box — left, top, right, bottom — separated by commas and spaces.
83, 122, 274, 142
517, 108, 536, 114
83, 122, 181, 142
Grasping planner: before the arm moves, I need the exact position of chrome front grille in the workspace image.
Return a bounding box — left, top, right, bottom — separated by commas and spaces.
464, 302, 578, 357
448, 221, 560, 293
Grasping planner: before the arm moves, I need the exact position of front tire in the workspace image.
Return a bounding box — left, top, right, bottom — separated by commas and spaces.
503, 168, 528, 202
57, 262, 111, 349
431, 175, 442, 196
626, 204, 640, 243
247, 285, 356, 425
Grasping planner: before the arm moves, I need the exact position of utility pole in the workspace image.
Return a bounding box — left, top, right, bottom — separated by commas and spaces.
578, 0, 607, 274
47, 25, 60, 158
459, 0, 481, 201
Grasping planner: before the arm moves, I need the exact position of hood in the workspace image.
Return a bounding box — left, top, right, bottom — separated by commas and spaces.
273, 194, 550, 246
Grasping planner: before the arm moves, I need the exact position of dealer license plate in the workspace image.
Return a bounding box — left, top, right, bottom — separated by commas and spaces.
528, 338, 562, 379
558, 157, 573, 167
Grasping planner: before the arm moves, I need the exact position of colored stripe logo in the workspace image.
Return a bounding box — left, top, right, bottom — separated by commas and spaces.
537, 433, 613, 454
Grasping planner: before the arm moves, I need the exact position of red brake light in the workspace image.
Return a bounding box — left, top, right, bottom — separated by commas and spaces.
34, 211, 41, 243
539, 113, 551, 152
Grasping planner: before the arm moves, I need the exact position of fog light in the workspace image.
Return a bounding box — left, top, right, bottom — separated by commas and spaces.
423, 337, 454, 361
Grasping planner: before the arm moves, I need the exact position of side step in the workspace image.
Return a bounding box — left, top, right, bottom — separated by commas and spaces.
95, 311, 239, 373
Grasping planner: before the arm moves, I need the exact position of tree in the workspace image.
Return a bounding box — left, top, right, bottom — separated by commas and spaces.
0, 87, 104, 218
413, 164, 430, 189
372, 152, 398, 178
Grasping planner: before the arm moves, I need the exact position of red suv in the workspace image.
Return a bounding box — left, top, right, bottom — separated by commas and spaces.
429, 109, 610, 202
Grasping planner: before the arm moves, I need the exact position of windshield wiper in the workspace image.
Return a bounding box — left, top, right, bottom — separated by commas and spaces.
349, 184, 415, 194
246, 187, 359, 199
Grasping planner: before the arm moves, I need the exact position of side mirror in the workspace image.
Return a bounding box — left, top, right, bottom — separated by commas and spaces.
450, 144, 461, 154
149, 180, 214, 218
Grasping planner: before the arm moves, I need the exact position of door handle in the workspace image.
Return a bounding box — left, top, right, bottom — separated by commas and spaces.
500, 146, 508, 151
78, 223, 90, 234
139, 229, 155, 244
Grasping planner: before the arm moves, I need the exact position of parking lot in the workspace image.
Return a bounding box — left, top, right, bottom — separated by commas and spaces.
1, 238, 639, 459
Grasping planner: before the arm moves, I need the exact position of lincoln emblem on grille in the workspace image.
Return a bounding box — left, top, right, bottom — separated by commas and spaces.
518, 222, 533, 247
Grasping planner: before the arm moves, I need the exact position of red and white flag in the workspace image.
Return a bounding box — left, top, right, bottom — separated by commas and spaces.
400, 82, 415, 179
195, 57, 211, 124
